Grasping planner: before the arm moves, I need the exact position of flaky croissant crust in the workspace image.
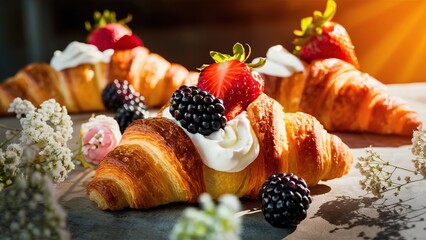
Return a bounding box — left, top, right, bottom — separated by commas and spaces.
87, 93, 353, 210
0, 46, 198, 115
263, 58, 421, 136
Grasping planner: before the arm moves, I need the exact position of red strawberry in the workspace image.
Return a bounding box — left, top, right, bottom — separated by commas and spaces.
85, 10, 143, 51
293, 0, 359, 69
113, 34, 143, 50
197, 43, 265, 120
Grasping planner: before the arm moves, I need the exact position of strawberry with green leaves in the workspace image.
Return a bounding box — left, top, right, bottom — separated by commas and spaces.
293, 0, 359, 69
197, 43, 265, 120
85, 10, 143, 51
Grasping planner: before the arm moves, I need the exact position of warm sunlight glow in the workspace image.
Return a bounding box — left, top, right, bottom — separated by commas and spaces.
339, 0, 426, 83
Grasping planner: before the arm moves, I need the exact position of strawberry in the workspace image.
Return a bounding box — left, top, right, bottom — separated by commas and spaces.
293, 0, 359, 69
197, 43, 265, 120
85, 10, 143, 51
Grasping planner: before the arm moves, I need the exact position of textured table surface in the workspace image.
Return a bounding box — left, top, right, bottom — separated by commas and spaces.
1, 83, 426, 240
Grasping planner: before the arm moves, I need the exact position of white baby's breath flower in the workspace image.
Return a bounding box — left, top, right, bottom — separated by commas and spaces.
358, 125, 426, 198
200, 192, 215, 213
1, 98, 76, 239
170, 193, 241, 240
411, 125, 426, 177
412, 126, 426, 157
0, 173, 70, 240
8, 98, 36, 119
219, 194, 241, 213
0, 144, 23, 185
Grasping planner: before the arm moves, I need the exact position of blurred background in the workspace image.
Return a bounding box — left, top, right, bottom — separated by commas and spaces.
0, 0, 425, 84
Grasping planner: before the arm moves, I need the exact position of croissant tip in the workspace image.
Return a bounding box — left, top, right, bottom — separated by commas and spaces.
87, 189, 110, 210
87, 179, 129, 211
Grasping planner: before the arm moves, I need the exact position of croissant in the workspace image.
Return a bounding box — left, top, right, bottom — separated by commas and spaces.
105, 46, 198, 107
0, 63, 68, 111
0, 45, 197, 115
87, 93, 353, 210
0, 62, 108, 114
262, 58, 421, 136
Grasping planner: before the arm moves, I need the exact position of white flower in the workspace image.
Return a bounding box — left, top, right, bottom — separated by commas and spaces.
412, 125, 426, 158
411, 125, 426, 177
0, 173, 70, 240
170, 193, 241, 240
1, 97, 78, 239
8, 98, 35, 119
219, 194, 241, 213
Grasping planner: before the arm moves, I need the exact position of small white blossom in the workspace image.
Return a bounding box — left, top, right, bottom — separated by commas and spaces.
1, 98, 75, 239
411, 125, 426, 177
358, 125, 426, 198
0, 173, 70, 240
411, 125, 426, 158
170, 193, 241, 240
8, 98, 35, 119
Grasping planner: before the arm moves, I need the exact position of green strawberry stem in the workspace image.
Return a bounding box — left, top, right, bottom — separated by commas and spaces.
198, 43, 266, 71
85, 10, 133, 32
293, 0, 337, 55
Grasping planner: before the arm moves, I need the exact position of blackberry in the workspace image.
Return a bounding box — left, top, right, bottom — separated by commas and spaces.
259, 173, 312, 228
102, 79, 136, 111
169, 85, 226, 136
115, 102, 148, 133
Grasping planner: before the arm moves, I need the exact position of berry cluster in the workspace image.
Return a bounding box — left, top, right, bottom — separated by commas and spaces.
169, 85, 227, 136
102, 79, 148, 133
259, 173, 312, 228
115, 102, 148, 133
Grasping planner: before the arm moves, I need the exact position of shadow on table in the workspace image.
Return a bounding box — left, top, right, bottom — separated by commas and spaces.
310, 184, 332, 196
63, 197, 295, 240
312, 196, 426, 239
334, 132, 412, 149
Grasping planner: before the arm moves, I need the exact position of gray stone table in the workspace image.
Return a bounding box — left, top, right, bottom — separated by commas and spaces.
1, 83, 426, 240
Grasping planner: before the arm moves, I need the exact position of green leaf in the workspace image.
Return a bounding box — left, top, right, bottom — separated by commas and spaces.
247, 57, 266, 69
86, 10, 133, 32
242, 43, 252, 62
197, 64, 210, 71
118, 14, 133, 26
200, 42, 255, 69
232, 43, 245, 62
313, 10, 323, 22
76, 156, 95, 169
210, 51, 232, 63
84, 21, 92, 31
293, 29, 303, 37
323, 0, 337, 22
94, 11, 101, 21
300, 17, 313, 32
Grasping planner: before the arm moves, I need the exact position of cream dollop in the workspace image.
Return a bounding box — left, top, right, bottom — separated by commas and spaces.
163, 108, 260, 172
253, 45, 305, 78
50, 41, 114, 71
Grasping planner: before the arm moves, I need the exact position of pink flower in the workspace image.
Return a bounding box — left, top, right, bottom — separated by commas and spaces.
80, 115, 122, 165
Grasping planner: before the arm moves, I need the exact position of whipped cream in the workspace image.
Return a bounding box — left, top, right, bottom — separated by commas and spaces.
163, 108, 260, 172
253, 45, 305, 78
50, 41, 114, 71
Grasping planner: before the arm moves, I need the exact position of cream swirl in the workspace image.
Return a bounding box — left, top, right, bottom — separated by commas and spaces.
253, 45, 305, 78
50, 41, 114, 71
163, 108, 259, 172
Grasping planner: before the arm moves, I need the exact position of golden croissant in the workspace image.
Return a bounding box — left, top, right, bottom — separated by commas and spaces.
263, 58, 421, 136
0, 46, 197, 115
87, 93, 353, 210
